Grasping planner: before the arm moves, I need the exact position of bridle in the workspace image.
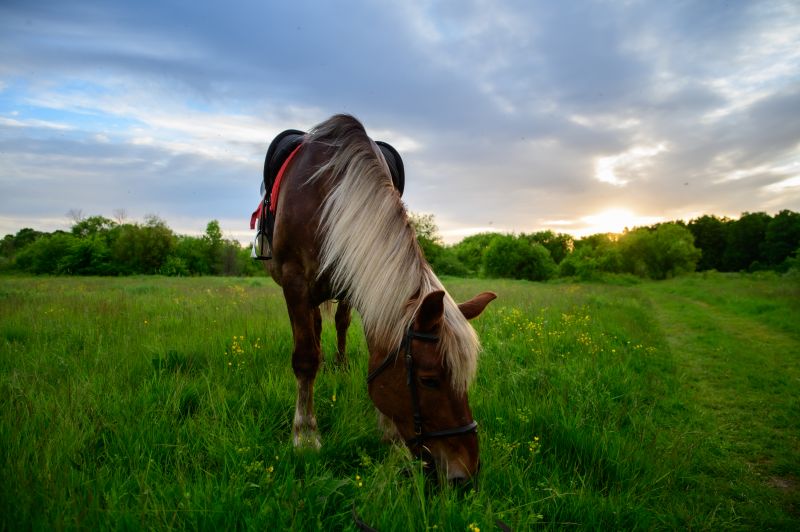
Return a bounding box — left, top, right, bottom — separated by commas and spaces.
366, 326, 478, 448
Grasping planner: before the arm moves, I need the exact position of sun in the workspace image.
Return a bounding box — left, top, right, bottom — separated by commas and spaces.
577, 208, 662, 236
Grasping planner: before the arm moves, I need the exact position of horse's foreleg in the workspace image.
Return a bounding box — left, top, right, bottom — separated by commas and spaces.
283, 280, 323, 449
334, 301, 352, 367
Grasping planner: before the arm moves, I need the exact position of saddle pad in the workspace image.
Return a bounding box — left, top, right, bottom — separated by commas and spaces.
251, 129, 406, 230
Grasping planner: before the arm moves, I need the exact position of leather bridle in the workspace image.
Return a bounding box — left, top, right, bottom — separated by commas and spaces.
366, 326, 478, 447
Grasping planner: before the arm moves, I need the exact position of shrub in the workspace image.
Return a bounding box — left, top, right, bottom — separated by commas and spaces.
483, 235, 557, 281
619, 223, 700, 279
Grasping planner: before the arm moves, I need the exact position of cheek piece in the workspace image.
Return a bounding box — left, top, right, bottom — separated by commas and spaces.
367, 326, 478, 448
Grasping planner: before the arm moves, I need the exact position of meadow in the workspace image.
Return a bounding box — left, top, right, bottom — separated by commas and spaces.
1, 273, 798, 530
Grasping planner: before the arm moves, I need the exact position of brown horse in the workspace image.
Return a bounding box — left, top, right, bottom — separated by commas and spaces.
265, 114, 495, 481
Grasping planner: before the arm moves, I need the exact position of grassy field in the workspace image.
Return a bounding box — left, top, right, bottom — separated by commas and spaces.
1, 273, 798, 530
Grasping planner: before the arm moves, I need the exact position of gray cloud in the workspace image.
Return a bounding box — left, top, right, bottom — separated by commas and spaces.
1, 0, 799, 241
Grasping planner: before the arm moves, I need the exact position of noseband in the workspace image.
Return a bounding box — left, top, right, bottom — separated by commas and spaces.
366, 327, 478, 447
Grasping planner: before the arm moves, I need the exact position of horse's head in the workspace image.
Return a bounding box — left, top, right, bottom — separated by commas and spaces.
368, 289, 496, 482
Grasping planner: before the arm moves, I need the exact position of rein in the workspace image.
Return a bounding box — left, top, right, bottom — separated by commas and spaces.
367, 327, 478, 447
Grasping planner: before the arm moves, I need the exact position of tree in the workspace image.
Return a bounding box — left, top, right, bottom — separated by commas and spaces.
66, 209, 84, 224
523, 231, 574, 264
406, 212, 469, 276
764, 210, 800, 269
60, 235, 112, 275
15, 232, 78, 274
408, 212, 444, 262
204, 220, 224, 274
408, 212, 441, 244
1, 228, 43, 258
559, 233, 623, 279
452, 232, 499, 275
688, 215, 729, 271
111, 215, 175, 274
71, 215, 116, 238
724, 212, 771, 271
112, 208, 128, 224
483, 234, 557, 281
619, 223, 700, 279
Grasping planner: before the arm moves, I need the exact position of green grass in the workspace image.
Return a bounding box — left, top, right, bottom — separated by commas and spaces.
1, 273, 798, 530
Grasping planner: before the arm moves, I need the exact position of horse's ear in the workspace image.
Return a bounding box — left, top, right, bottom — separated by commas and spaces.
415, 290, 445, 332
458, 291, 497, 320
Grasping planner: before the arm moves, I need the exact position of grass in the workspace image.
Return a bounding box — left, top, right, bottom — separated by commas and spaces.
0, 273, 798, 530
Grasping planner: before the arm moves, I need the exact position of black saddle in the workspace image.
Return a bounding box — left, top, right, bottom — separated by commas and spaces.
253, 129, 405, 260
263, 130, 405, 199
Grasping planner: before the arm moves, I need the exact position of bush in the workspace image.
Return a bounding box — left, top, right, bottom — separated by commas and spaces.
483, 235, 557, 281
160, 255, 190, 276
14, 232, 78, 274
60, 235, 112, 275
619, 224, 700, 279
561, 234, 623, 280
429, 247, 469, 277
452, 233, 499, 275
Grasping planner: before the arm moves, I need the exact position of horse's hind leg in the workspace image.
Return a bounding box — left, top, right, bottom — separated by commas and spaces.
334, 301, 352, 366
282, 278, 323, 449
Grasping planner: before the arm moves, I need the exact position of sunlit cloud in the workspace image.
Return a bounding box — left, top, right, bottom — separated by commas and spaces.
594, 143, 668, 186
568, 113, 640, 130
764, 175, 800, 193
0, 116, 74, 131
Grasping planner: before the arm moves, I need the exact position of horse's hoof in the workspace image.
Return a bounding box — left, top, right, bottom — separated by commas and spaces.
293, 431, 322, 450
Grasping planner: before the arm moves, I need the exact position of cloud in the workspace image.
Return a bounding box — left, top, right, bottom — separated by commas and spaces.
1, 0, 799, 244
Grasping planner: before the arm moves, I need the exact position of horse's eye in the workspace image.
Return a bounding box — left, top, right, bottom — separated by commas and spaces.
419, 377, 440, 389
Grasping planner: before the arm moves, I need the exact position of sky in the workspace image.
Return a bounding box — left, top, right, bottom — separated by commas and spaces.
1, 0, 799, 244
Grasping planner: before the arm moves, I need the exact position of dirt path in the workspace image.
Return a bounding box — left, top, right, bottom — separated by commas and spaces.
641, 282, 799, 521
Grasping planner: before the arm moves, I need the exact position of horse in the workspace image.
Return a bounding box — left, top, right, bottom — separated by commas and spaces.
263, 114, 496, 481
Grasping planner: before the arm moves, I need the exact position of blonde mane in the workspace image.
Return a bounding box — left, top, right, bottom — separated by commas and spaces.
306, 115, 479, 393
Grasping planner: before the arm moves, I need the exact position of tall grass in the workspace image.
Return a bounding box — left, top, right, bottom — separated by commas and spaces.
1, 274, 797, 529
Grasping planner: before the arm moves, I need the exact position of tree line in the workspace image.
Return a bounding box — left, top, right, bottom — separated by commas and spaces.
411, 210, 800, 281
0, 215, 263, 276
2, 210, 798, 280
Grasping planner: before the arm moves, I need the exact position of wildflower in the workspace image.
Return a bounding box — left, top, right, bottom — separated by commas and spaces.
467, 523, 480, 532
332, 393, 337, 403
267, 465, 274, 473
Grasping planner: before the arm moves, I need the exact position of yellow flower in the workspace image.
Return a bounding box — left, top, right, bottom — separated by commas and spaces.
332, 393, 337, 402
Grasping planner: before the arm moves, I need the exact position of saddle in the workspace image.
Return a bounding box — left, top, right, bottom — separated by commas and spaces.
251, 129, 405, 260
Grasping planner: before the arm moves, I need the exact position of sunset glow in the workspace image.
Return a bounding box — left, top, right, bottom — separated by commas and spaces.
576, 209, 663, 237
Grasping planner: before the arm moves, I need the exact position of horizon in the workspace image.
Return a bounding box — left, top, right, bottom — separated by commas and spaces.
5, 207, 789, 249
2, 1, 799, 245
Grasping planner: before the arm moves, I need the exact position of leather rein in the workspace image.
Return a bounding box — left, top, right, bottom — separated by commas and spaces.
366, 326, 478, 447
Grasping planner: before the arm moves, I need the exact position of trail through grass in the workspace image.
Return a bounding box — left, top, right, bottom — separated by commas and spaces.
1, 273, 798, 529
641, 274, 800, 527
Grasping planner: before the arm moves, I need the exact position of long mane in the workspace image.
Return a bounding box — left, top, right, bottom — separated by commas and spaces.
306, 115, 479, 393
